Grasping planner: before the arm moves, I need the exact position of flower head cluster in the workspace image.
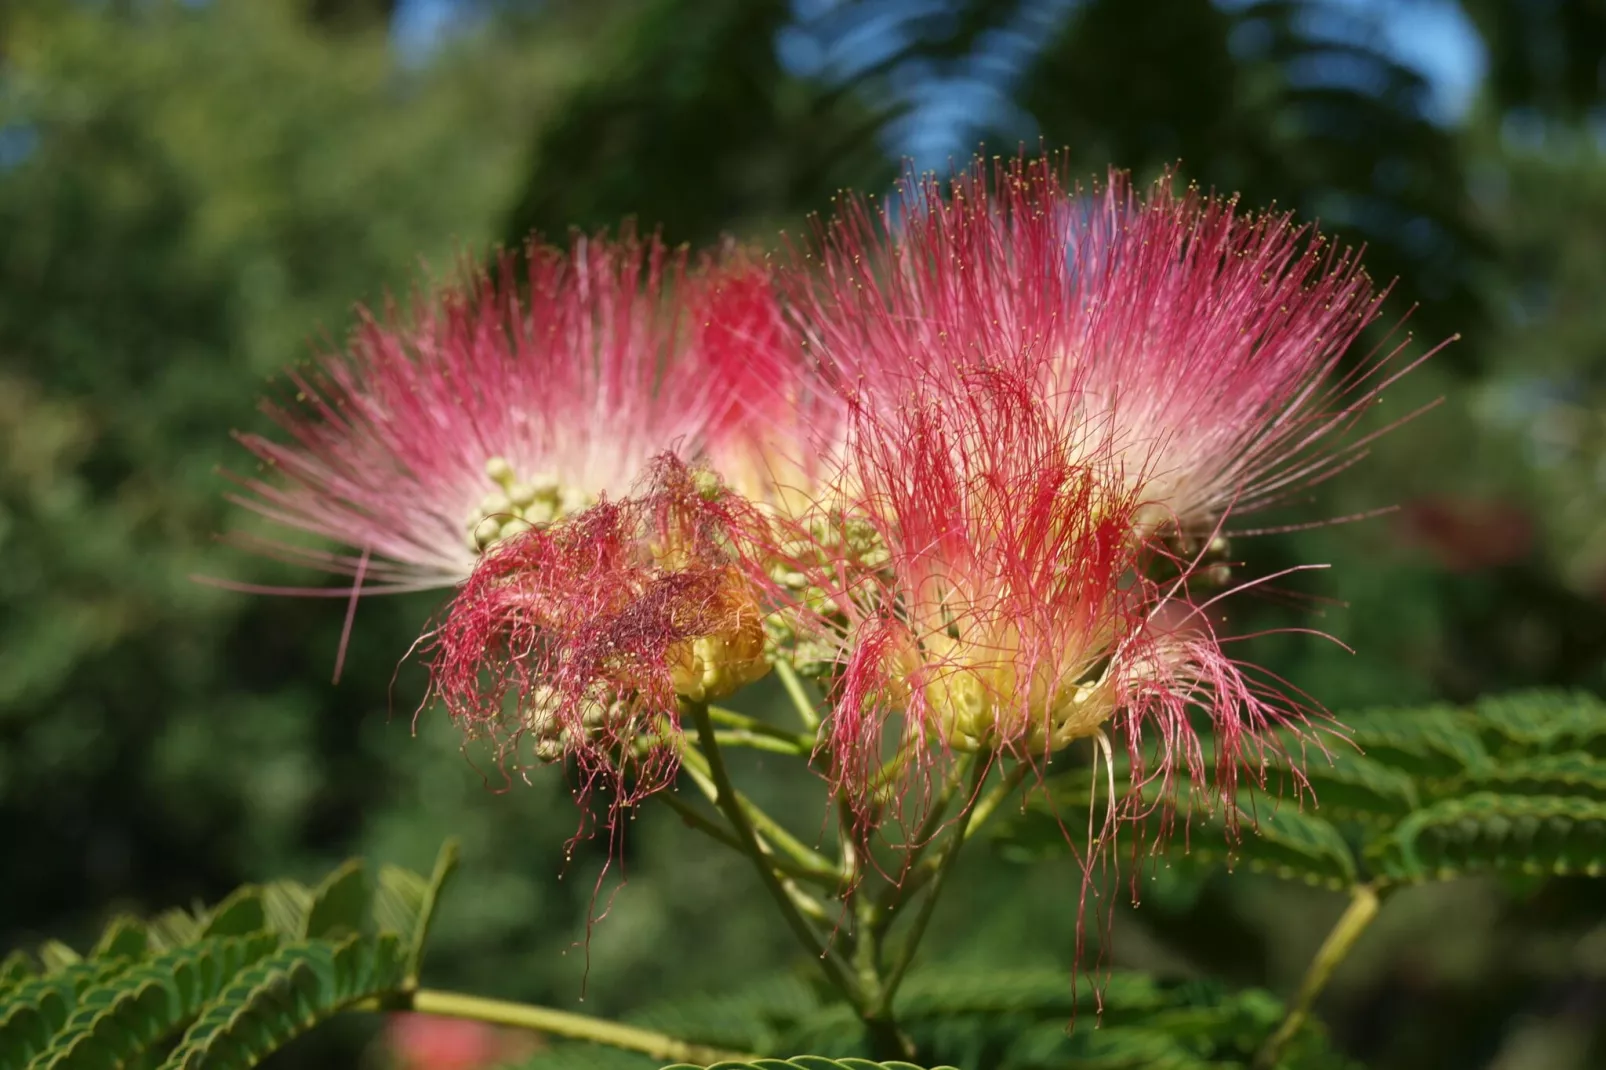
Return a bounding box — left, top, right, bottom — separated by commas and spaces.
225, 152, 1431, 859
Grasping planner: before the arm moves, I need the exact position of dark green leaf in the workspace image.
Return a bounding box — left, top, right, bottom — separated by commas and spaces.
300, 860, 367, 940
201, 888, 267, 940
89, 918, 148, 963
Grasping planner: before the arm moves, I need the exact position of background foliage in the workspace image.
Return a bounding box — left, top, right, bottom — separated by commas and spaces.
4, 0, 1606, 1067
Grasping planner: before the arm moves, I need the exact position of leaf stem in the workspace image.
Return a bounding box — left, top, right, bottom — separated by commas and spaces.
685, 700, 865, 1008
371, 988, 753, 1065
713, 728, 811, 755
1253, 883, 1382, 1070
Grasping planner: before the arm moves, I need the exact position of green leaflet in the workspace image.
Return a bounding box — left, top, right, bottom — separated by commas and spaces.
199, 888, 267, 941
26, 933, 279, 1070
1339, 705, 1490, 780
88, 920, 148, 964
624, 975, 827, 1054
991, 691, 1606, 891
300, 860, 369, 939
1270, 743, 1419, 825
158, 933, 407, 1070
894, 967, 1161, 1023
1447, 752, 1606, 800
372, 839, 459, 983
145, 910, 205, 954
0, 956, 36, 1006
0, 960, 134, 1070
1471, 689, 1606, 757
1365, 792, 1606, 884
991, 790, 1358, 891
1002, 1018, 1225, 1070
257, 881, 311, 938
1178, 795, 1357, 889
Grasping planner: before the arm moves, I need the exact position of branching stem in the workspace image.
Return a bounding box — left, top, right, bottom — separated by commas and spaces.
708, 705, 815, 751
874, 755, 992, 1013
685, 700, 865, 1008
676, 741, 842, 883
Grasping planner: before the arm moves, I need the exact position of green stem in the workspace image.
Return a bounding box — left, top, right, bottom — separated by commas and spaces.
891, 759, 1032, 909
874, 756, 992, 1013
677, 741, 842, 883
366, 988, 752, 1065
685, 700, 864, 1008
1253, 884, 1382, 1070
773, 659, 821, 732
713, 728, 811, 755
708, 705, 814, 750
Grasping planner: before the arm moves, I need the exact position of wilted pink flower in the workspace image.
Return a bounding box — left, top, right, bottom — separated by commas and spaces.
428, 457, 770, 810
226, 230, 722, 593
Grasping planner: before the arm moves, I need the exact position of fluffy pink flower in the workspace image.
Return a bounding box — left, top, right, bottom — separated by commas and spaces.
773, 367, 1299, 836
690, 245, 847, 514
226, 230, 722, 593
790, 153, 1435, 535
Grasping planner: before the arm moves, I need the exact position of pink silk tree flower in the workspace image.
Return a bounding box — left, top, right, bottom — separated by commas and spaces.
225, 229, 722, 595
771, 366, 1301, 834
690, 245, 848, 518
791, 153, 1437, 540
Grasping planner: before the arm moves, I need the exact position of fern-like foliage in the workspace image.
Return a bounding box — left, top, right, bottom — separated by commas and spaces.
0, 841, 458, 1070
990, 689, 1606, 892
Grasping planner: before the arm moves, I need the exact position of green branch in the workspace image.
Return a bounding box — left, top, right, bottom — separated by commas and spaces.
367, 989, 752, 1065
874, 755, 993, 1013
676, 740, 842, 884
773, 659, 822, 732
685, 700, 865, 1008
1253, 884, 1382, 1070
708, 705, 815, 752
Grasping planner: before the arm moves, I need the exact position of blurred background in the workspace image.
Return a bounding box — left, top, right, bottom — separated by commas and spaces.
4, 0, 1606, 1067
